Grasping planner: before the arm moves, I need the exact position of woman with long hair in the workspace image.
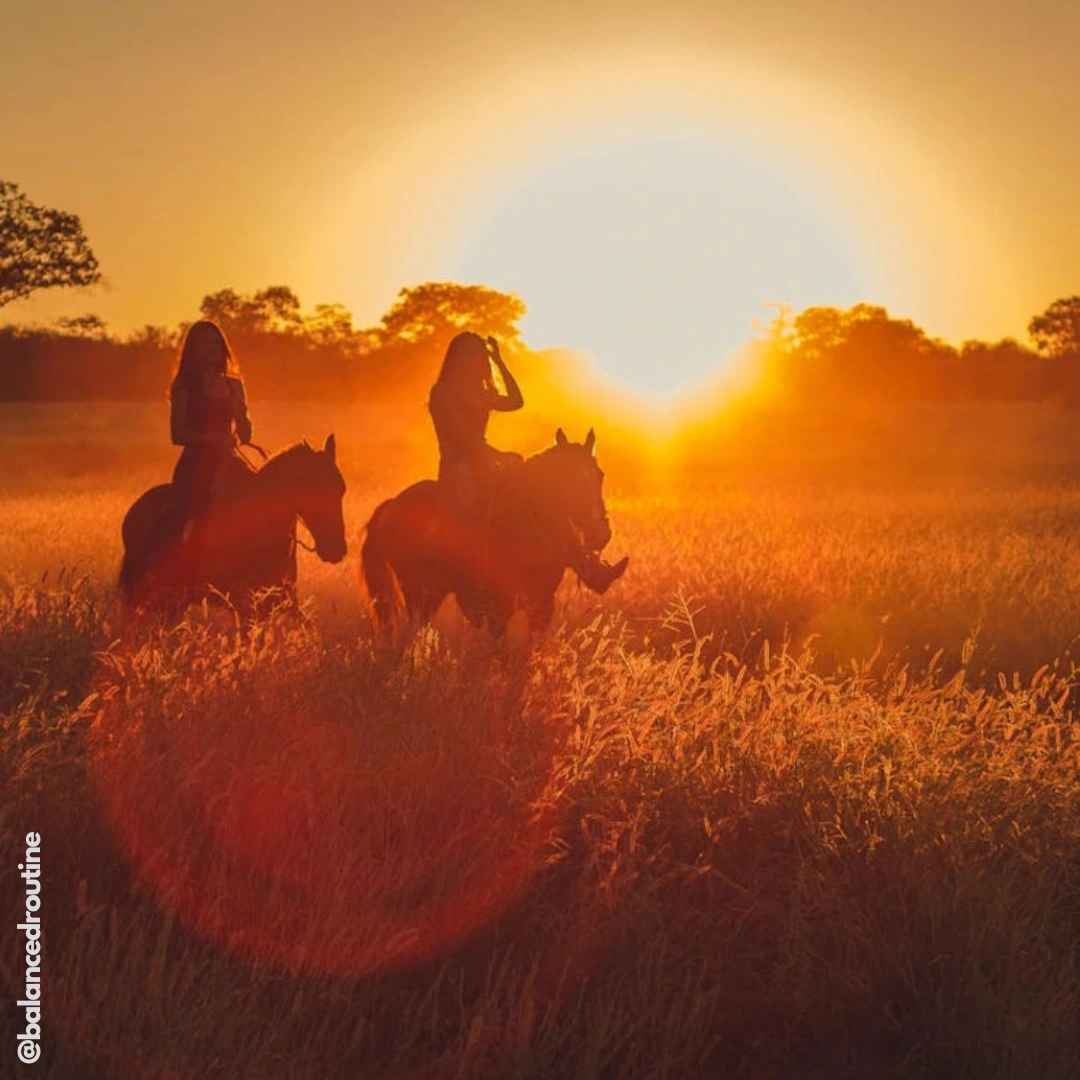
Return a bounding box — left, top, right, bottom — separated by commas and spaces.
428, 331, 524, 504
428, 331, 626, 593
143, 319, 255, 582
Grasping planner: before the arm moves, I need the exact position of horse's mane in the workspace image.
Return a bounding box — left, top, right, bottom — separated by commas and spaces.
248, 441, 325, 490
497, 438, 593, 521
522, 439, 596, 488
265, 441, 315, 464
524, 438, 589, 468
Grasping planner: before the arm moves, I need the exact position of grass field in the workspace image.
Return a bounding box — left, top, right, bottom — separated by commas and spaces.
2, 401, 1080, 1079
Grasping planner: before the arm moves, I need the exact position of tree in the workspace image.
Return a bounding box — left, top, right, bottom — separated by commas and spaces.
127, 324, 179, 351
1029, 296, 1080, 358
0, 181, 102, 307
55, 313, 109, 340
199, 285, 305, 337
757, 303, 957, 400
304, 303, 364, 351
250, 285, 303, 335
375, 282, 526, 348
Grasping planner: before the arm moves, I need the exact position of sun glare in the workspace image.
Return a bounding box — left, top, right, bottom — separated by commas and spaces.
454, 137, 868, 398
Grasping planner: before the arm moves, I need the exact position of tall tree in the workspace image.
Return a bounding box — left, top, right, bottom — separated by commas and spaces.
199, 285, 305, 337
304, 303, 364, 351
759, 303, 957, 399
376, 282, 526, 348
0, 181, 102, 307
1029, 296, 1080, 358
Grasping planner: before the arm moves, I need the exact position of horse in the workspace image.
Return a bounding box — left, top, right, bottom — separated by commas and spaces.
361, 428, 617, 636
119, 435, 347, 619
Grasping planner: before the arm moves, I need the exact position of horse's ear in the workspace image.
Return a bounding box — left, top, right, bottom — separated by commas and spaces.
324, 433, 336, 461
584, 428, 596, 454
302, 438, 311, 449
555, 428, 568, 448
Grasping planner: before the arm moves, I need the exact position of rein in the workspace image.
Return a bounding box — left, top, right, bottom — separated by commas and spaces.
238, 442, 269, 466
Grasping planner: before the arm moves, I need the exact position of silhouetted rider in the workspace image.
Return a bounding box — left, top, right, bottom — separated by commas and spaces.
168, 319, 254, 544
428, 331, 626, 593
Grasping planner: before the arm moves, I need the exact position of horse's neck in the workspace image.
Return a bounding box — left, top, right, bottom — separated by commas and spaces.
505, 455, 570, 545
247, 452, 303, 526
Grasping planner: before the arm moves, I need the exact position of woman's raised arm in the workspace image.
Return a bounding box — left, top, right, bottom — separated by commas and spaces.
486, 337, 523, 412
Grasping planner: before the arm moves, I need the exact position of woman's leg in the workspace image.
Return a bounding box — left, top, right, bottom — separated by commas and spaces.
570, 548, 629, 594
170, 451, 200, 537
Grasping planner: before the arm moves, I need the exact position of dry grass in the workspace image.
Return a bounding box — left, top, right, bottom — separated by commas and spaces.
2, 402, 1080, 1079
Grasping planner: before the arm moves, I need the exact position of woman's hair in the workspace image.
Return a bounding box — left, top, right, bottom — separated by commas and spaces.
170, 320, 238, 396
434, 332, 493, 394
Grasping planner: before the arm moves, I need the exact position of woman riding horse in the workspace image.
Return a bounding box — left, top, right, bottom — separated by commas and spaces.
121, 436, 347, 618
121, 319, 257, 597
429, 332, 627, 593
170, 320, 254, 539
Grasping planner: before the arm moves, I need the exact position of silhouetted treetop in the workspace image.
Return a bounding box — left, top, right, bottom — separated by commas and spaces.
0, 181, 102, 307
758, 302, 1055, 402
769, 303, 946, 361
199, 285, 306, 337
1029, 297, 1080, 358
376, 282, 526, 348
6, 277, 1080, 405
55, 313, 109, 340
305, 303, 360, 350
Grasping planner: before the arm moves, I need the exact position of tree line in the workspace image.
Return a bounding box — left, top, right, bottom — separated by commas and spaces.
4, 178, 1080, 406
0, 281, 529, 403
0, 181, 534, 403
757, 299, 1080, 405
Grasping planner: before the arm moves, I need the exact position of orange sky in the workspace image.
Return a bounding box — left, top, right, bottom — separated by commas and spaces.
4, 0, 1079, 379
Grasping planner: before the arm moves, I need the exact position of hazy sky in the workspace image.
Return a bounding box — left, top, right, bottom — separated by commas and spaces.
4, 0, 1079, 386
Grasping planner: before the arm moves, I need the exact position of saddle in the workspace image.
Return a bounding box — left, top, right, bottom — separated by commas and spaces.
207, 450, 258, 506
155, 450, 257, 555
436, 456, 520, 535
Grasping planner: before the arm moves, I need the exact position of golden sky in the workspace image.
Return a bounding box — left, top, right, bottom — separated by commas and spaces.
4, 0, 1079, 387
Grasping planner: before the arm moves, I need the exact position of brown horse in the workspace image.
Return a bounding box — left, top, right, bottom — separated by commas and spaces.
120, 435, 347, 618
361, 428, 618, 635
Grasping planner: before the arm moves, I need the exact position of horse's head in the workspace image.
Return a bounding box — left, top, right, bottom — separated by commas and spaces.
548, 427, 612, 552
293, 434, 348, 564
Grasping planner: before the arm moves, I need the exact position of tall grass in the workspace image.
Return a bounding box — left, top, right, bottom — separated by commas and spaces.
2, 402, 1080, 1077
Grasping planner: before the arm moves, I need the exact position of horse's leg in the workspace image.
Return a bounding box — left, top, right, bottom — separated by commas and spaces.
403, 584, 442, 624
482, 592, 515, 639
521, 568, 563, 639
284, 527, 299, 608
525, 592, 556, 634
454, 583, 489, 629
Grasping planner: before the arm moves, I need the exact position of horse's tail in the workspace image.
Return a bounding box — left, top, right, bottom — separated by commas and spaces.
361, 499, 403, 626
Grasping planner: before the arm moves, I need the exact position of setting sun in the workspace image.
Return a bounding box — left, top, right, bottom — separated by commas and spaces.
453, 137, 868, 396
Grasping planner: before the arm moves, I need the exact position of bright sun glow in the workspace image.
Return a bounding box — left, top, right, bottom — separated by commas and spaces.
454, 137, 869, 397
